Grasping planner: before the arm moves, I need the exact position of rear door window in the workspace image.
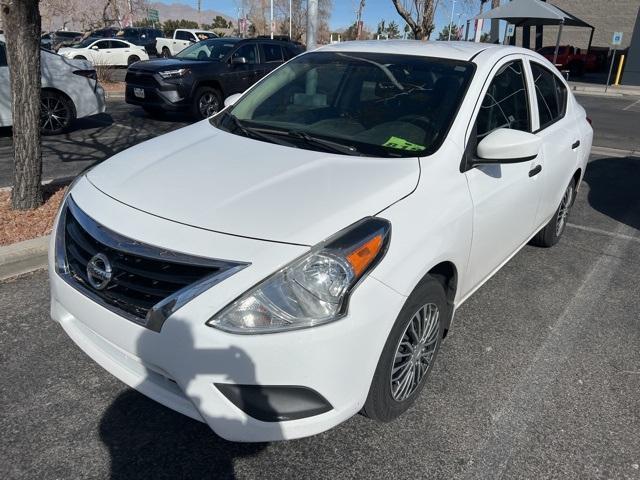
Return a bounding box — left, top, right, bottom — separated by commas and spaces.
531, 62, 568, 130
262, 44, 284, 63
175, 31, 193, 41
476, 60, 530, 141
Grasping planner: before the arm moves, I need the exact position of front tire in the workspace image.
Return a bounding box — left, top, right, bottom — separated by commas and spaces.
192, 86, 222, 119
40, 91, 75, 135
530, 179, 576, 247
362, 278, 446, 422
73, 55, 86, 60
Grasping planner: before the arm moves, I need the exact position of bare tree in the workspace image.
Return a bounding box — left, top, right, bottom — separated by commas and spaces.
1, 0, 43, 210
391, 0, 440, 40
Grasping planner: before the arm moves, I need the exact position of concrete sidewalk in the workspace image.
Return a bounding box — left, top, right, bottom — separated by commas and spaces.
569, 81, 640, 97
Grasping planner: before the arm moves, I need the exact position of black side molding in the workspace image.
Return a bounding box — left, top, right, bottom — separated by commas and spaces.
215, 383, 333, 422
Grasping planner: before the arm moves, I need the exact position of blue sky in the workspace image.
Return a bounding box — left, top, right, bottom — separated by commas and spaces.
157, 0, 485, 33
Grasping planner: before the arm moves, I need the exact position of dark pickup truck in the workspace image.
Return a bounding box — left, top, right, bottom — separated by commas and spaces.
125, 37, 303, 119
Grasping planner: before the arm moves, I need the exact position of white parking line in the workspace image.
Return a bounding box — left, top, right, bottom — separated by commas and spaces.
567, 222, 640, 244
622, 98, 640, 111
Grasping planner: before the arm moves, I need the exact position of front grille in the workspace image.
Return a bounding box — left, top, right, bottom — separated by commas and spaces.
125, 69, 157, 87
57, 197, 248, 331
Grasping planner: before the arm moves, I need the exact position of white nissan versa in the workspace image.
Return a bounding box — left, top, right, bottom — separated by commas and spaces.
49, 41, 592, 442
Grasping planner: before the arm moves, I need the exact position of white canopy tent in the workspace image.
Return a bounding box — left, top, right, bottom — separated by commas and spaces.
475, 0, 595, 65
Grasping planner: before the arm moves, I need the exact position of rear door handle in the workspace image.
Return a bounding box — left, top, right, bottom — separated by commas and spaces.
572, 140, 580, 149
529, 165, 542, 177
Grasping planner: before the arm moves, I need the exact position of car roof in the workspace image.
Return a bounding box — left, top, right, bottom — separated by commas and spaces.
318, 40, 514, 62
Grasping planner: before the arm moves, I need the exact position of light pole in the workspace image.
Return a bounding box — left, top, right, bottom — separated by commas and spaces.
448, 0, 456, 41
289, 0, 292, 39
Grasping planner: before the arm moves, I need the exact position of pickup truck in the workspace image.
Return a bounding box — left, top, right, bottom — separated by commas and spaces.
537, 45, 599, 76
156, 29, 217, 58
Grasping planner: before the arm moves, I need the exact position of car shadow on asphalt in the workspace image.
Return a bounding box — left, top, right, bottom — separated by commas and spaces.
583, 156, 640, 231
98, 319, 278, 479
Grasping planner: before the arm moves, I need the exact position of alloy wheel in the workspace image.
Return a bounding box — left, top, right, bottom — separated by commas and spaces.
555, 184, 574, 236
390, 303, 440, 402
198, 93, 220, 118
41, 95, 70, 134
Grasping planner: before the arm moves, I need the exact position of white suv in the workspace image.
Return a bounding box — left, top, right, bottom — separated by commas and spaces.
49, 41, 592, 442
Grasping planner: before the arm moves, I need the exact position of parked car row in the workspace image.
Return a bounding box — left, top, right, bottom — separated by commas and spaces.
126, 38, 303, 119
0, 34, 105, 135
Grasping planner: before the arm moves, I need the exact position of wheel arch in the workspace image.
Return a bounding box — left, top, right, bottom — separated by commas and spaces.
419, 261, 458, 338
193, 79, 225, 98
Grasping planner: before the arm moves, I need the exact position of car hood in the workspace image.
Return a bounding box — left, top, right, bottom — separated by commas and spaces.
86, 121, 419, 246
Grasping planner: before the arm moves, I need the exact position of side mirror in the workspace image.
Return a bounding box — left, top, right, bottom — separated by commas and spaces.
224, 93, 243, 108
91, 45, 99, 50
231, 56, 247, 65
475, 128, 541, 164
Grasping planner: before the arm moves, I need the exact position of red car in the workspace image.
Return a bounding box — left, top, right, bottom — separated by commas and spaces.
537, 45, 599, 76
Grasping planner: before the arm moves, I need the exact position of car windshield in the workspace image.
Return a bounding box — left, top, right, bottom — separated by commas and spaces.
214, 51, 475, 158
176, 38, 236, 61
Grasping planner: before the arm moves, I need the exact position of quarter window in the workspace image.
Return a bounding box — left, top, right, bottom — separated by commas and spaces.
531, 62, 568, 129
476, 60, 530, 140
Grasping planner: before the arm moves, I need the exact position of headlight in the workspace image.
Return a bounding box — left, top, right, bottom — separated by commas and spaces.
207, 217, 391, 334
158, 68, 191, 79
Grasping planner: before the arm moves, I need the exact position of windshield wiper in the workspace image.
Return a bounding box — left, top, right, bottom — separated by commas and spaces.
250, 127, 360, 156
225, 114, 293, 147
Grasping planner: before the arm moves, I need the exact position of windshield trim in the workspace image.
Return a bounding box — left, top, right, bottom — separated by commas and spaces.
211, 51, 477, 158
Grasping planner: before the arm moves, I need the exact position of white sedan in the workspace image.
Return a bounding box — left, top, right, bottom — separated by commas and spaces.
58, 38, 148, 67
49, 41, 592, 442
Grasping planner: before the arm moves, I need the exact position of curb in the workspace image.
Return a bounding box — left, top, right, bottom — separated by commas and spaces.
0, 235, 50, 281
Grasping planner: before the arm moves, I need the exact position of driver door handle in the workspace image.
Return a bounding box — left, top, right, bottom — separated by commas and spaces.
529, 165, 542, 177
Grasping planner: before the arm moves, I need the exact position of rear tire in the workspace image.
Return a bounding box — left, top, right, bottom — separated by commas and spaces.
362, 278, 446, 422
161, 47, 171, 58
192, 86, 222, 119
73, 55, 86, 60
530, 179, 576, 248
40, 90, 75, 135
127, 55, 140, 66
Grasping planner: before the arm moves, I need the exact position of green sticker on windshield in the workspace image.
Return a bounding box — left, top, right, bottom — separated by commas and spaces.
383, 136, 426, 152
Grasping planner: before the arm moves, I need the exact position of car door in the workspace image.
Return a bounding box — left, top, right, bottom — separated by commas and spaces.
527, 60, 580, 226
257, 43, 285, 80
174, 30, 193, 53
110, 40, 130, 66
93, 40, 114, 65
462, 58, 543, 294
0, 41, 11, 125
225, 43, 260, 93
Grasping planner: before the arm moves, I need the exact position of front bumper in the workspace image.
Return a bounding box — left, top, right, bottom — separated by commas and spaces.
49, 179, 407, 442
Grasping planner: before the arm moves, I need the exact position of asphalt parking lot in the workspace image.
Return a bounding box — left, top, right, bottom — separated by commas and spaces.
0, 93, 639, 188
1, 94, 640, 479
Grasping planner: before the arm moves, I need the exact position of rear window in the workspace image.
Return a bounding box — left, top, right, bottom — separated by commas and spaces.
531, 62, 568, 129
